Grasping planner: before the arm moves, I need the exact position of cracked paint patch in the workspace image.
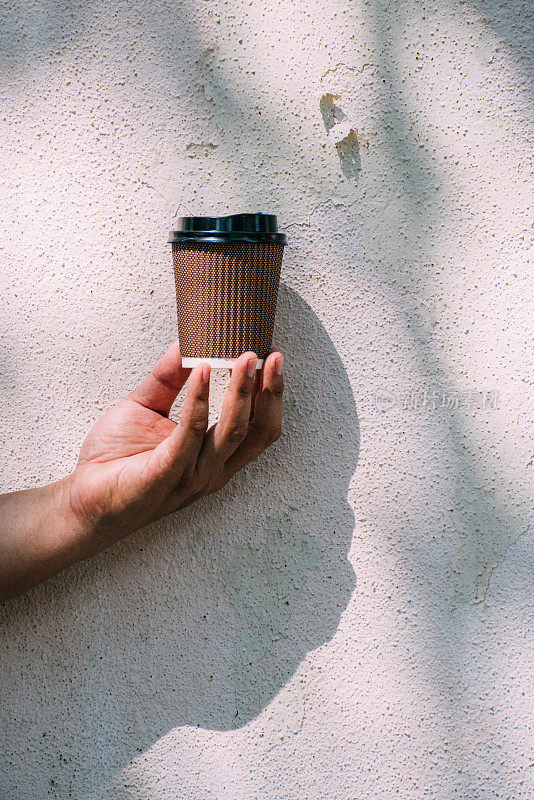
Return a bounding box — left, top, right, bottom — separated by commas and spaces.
223, 512, 321, 720
320, 62, 377, 80
254, 675, 307, 751
451, 461, 529, 607
198, 46, 219, 105
320, 93, 361, 180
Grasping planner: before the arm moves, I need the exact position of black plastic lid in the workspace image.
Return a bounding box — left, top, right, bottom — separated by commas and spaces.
168, 212, 287, 245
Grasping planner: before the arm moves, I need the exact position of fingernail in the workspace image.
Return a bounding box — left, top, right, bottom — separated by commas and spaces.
247, 357, 257, 377
202, 364, 211, 383
275, 356, 284, 375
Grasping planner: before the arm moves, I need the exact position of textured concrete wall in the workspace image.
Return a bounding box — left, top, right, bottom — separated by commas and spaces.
0, 1, 532, 797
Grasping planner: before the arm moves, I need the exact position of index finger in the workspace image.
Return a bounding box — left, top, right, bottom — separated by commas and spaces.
195, 351, 258, 473
219, 350, 283, 480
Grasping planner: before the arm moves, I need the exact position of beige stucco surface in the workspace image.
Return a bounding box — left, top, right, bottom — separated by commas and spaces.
0, 1, 532, 797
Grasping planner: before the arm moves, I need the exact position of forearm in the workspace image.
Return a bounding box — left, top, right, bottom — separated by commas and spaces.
0, 476, 89, 601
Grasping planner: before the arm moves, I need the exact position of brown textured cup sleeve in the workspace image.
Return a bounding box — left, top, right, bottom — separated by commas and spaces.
172, 240, 284, 360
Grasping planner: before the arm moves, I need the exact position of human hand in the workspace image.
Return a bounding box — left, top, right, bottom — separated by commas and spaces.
67, 342, 284, 552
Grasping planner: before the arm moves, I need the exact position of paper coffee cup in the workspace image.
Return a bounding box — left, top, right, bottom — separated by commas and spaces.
168, 213, 287, 369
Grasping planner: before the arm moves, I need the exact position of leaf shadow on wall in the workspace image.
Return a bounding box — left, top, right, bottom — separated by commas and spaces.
0, 284, 359, 795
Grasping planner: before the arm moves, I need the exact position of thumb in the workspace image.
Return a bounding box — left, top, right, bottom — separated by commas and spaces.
128, 341, 191, 416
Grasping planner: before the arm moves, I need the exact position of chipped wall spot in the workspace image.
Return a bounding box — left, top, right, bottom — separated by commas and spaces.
319, 92, 342, 133
320, 93, 361, 180
185, 142, 219, 157
336, 129, 361, 179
